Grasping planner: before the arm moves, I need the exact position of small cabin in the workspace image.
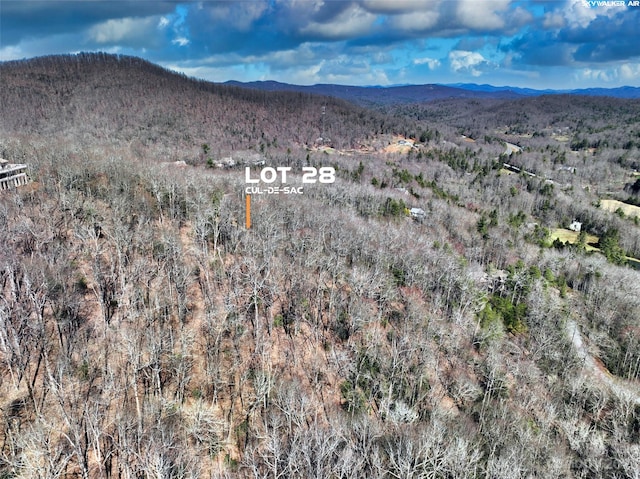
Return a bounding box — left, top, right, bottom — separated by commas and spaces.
0, 159, 29, 190
410, 207, 426, 220
569, 220, 582, 232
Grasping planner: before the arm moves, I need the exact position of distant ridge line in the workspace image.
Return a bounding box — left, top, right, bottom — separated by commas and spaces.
224, 80, 640, 105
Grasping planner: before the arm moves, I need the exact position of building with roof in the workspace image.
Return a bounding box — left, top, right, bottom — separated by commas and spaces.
0, 159, 29, 190
410, 207, 426, 221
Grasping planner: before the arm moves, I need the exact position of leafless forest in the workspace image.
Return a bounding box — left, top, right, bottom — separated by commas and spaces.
0, 53, 639, 478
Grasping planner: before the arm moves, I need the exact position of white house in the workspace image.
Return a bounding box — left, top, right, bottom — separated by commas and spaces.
410, 207, 426, 220
0, 159, 29, 190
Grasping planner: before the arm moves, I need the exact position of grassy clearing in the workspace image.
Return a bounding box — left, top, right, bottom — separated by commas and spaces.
600, 199, 640, 218
551, 228, 640, 266
550, 228, 600, 252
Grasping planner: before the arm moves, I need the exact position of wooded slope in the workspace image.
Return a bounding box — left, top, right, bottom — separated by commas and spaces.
0, 53, 408, 152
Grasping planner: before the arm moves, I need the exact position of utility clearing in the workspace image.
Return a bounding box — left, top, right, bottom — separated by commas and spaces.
600, 199, 640, 218
566, 319, 640, 406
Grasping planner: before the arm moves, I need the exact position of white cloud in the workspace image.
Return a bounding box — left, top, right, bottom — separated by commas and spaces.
456, 0, 511, 31
370, 51, 393, 65
164, 52, 392, 86
172, 37, 190, 47
301, 4, 377, 39
577, 67, 613, 82
89, 17, 159, 45
0, 32, 89, 61
190, 43, 326, 72
502, 51, 516, 68
507, 6, 533, 28
204, 1, 269, 31
389, 10, 441, 31
0, 45, 24, 61
562, 0, 621, 29
620, 63, 640, 81
275, 0, 324, 13
320, 66, 390, 86
413, 57, 441, 70
158, 17, 170, 29
362, 0, 441, 14
543, 11, 566, 28
245, 44, 320, 70
576, 63, 640, 84
449, 50, 487, 77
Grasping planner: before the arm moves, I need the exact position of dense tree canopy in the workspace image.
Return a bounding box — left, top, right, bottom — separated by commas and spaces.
1, 54, 639, 478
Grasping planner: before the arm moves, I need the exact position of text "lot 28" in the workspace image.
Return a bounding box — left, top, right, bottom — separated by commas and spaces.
245, 166, 335, 184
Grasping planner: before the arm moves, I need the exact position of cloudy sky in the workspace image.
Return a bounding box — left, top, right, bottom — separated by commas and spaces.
1, 0, 639, 89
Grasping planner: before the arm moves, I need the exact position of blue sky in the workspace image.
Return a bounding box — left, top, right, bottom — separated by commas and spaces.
1, 0, 639, 89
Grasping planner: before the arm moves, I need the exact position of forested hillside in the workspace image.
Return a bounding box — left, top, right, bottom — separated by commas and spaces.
0, 53, 409, 153
0, 54, 639, 478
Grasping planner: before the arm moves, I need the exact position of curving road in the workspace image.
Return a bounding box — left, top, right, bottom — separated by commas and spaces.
504, 142, 522, 156
566, 319, 640, 405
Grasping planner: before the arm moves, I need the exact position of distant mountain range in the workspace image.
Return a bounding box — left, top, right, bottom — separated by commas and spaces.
224, 80, 640, 106
446, 83, 640, 99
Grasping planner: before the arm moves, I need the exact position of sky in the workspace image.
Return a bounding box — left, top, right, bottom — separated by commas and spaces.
1, 0, 639, 89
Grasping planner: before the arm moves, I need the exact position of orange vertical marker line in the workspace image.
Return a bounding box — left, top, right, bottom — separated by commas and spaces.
245, 194, 251, 229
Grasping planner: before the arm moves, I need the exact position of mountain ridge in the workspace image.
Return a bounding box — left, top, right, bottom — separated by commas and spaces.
447, 82, 640, 99
224, 80, 640, 104
0, 53, 410, 151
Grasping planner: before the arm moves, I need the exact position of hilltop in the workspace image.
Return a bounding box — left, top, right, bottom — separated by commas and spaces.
0, 53, 409, 153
